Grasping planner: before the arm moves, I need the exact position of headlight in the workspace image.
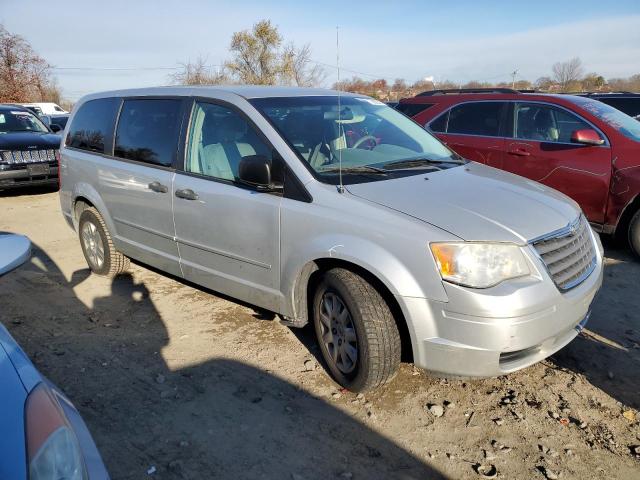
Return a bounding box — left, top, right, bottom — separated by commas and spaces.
430, 242, 530, 288
26, 384, 87, 480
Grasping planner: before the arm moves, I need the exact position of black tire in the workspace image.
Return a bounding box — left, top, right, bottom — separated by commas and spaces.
78, 207, 129, 277
629, 209, 640, 258
312, 268, 401, 392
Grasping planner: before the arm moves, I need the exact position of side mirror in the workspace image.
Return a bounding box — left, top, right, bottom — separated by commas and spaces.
571, 129, 604, 146
40, 115, 51, 127
49, 123, 62, 133
238, 155, 282, 192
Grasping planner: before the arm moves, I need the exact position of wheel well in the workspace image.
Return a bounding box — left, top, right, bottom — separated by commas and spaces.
304, 258, 414, 363
73, 196, 94, 223
615, 194, 640, 241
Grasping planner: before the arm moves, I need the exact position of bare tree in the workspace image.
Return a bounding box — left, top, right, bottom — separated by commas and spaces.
282, 43, 325, 87
552, 57, 584, 92
0, 24, 60, 103
169, 56, 229, 85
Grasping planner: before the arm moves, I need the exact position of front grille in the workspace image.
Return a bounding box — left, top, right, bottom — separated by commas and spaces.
532, 215, 597, 291
0, 149, 56, 164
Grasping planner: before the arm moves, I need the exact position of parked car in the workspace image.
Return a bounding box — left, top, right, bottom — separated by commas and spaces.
0, 105, 61, 190
20, 102, 69, 115
398, 88, 640, 257
59, 86, 603, 392
574, 92, 640, 119
0, 232, 109, 479
49, 113, 70, 132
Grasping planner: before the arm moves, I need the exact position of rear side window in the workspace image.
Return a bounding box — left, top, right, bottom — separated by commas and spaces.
395, 103, 434, 117
114, 99, 182, 167
446, 102, 504, 137
66, 98, 120, 153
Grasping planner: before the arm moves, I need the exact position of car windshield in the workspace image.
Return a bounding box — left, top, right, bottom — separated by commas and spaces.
0, 110, 49, 134
250, 96, 464, 184
567, 96, 640, 142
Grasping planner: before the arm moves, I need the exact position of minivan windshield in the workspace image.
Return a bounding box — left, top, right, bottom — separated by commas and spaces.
250, 96, 464, 184
566, 96, 640, 143
0, 109, 49, 134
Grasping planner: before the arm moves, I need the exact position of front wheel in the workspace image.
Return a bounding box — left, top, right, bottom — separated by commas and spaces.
312, 268, 401, 392
629, 209, 640, 258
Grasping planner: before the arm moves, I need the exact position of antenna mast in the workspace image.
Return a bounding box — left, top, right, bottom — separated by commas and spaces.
336, 26, 344, 194
511, 69, 519, 89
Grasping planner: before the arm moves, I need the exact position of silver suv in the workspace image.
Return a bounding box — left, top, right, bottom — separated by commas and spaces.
59, 86, 603, 392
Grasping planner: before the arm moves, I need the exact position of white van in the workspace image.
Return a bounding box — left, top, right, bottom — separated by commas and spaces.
21, 102, 68, 115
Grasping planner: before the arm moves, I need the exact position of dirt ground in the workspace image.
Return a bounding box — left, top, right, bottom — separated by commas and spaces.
1, 187, 639, 480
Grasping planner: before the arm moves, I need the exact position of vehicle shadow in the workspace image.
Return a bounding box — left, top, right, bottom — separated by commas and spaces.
0, 184, 59, 197
551, 238, 640, 409
1, 245, 446, 480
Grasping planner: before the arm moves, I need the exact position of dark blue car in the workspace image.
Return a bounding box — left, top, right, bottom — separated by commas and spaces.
0, 233, 109, 479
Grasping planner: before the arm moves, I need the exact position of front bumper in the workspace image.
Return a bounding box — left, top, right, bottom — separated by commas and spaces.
0, 164, 58, 189
399, 235, 604, 378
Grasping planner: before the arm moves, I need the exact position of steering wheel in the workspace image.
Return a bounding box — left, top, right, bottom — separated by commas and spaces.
352, 135, 378, 150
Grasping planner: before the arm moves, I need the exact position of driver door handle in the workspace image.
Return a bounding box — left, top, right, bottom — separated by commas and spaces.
148, 181, 168, 193
175, 188, 199, 201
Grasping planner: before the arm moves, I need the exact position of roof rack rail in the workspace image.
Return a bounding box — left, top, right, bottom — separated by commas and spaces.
417, 87, 520, 97
566, 91, 637, 96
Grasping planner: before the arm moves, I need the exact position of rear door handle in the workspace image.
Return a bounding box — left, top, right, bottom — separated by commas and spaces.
148, 181, 168, 193
508, 148, 531, 157
175, 188, 199, 201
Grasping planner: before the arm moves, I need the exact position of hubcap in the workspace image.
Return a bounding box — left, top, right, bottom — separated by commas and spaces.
319, 292, 358, 374
81, 221, 105, 270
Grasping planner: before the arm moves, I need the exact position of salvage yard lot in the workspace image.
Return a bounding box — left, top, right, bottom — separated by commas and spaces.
1, 188, 639, 480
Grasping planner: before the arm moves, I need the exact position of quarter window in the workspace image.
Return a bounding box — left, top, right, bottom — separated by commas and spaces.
515, 103, 591, 143
114, 99, 182, 167
428, 111, 448, 133
66, 98, 120, 154
185, 102, 271, 181
395, 103, 434, 117
446, 102, 504, 137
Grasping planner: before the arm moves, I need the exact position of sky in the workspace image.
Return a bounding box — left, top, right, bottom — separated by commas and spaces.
2, 0, 640, 101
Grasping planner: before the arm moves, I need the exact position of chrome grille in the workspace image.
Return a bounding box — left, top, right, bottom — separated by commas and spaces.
532, 216, 597, 291
0, 149, 56, 164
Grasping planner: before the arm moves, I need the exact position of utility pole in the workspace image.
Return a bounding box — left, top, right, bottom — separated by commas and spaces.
511, 70, 519, 89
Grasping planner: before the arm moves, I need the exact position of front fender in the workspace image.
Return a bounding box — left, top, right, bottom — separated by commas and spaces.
281, 233, 448, 318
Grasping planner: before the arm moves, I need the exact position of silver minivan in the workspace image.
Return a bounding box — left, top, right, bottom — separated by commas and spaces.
59, 86, 603, 392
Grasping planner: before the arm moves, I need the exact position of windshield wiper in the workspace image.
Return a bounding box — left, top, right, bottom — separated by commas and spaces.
380, 157, 463, 171
319, 165, 389, 175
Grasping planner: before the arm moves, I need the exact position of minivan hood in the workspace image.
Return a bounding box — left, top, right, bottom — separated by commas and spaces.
0, 131, 61, 150
346, 163, 580, 243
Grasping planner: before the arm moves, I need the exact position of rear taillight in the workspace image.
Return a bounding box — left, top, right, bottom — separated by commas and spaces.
55, 150, 61, 189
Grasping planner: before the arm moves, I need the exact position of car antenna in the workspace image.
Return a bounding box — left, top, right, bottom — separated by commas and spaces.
336, 25, 345, 194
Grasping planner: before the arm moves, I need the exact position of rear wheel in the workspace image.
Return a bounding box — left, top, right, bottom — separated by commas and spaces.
312, 268, 401, 392
78, 207, 129, 277
629, 209, 640, 258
